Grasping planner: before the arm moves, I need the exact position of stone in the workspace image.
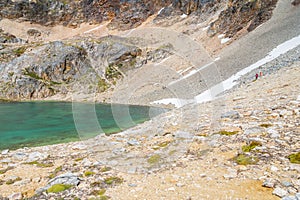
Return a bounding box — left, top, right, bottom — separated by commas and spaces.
268, 129, 280, 138
270, 166, 279, 172
27, 152, 48, 162
282, 196, 297, 200
244, 127, 264, 136
39, 172, 81, 193
1, 149, 9, 155
273, 187, 288, 198
8, 192, 22, 200
282, 181, 293, 187
221, 111, 240, 119
12, 152, 27, 160
72, 144, 87, 150
295, 193, 300, 200
174, 131, 193, 139
127, 139, 140, 146
223, 169, 237, 179
263, 178, 276, 188
292, 0, 300, 6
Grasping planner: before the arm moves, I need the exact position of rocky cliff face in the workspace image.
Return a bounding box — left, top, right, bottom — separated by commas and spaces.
0, 0, 280, 101
208, 0, 278, 37
0, 0, 278, 34
0, 35, 172, 100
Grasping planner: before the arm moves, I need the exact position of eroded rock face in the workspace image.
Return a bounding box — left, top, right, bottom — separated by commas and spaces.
0, 38, 143, 100
208, 0, 279, 37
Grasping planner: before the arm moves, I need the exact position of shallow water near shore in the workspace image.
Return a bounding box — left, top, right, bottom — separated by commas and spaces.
0, 102, 165, 150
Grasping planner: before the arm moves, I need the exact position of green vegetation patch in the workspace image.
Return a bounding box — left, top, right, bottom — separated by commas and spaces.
105, 64, 122, 79
98, 78, 109, 92
84, 171, 95, 177
218, 130, 239, 136
25, 161, 54, 168
13, 46, 27, 56
147, 154, 161, 164
48, 165, 63, 179
47, 184, 73, 193
0, 167, 13, 174
91, 189, 106, 196
6, 177, 22, 185
242, 141, 262, 152
23, 68, 42, 80
233, 154, 259, 165
100, 166, 112, 172
260, 124, 273, 128
104, 176, 123, 185
288, 152, 300, 164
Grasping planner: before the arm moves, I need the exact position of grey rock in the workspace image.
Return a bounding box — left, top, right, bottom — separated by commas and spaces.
268, 128, 280, 138
295, 193, 300, 200
27, 152, 48, 162
273, 187, 288, 198
282, 196, 297, 200
72, 144, 87, 150
0, 158, 11, 163
12, 152, 27, 160
263, 178, 276, 188
8, 193, 22, 200
127, 139, 140, 146
244, 127, 263, 136
291, 0, 300, 6
38, 172, 81, 193
1, 149, 9, 155
221, 110, 240, 119
128, 183, 138, 187
282, 181, 293, 187
174, 131, 193, 139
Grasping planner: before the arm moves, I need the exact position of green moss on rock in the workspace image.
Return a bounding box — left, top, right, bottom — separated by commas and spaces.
218, 130, 239, 136
25, 161, 54, 168
47, 184, 72, 193
104, 176, 123, 185
147, 154, 161, 164
260, 124, 273, 128
242, 141, 262, 152
234, 154, 259, 165
288, 152, 300, 164
84, 171, 95, 177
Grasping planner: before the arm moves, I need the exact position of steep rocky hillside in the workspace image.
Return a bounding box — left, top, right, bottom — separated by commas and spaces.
0, 0, 280, 102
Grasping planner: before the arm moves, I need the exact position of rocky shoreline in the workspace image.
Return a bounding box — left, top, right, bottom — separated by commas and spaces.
0, 53, 299, 199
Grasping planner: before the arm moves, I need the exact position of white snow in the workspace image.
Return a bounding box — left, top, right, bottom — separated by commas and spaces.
297, 95, 300, 101
151, 98, 193, 108
158, 7, 165, 15
218, 34, 225, 39
202, 26, 209, 31
84, 25, 103, 34
151, 34, 300, 108
181, 14, 188, 19
221, 38, 231, 44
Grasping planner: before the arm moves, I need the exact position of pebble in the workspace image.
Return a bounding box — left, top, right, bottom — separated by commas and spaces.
263, 178, 276, 188
273, 187, 288, 198
221, 110, 240, 119
1, 149, 9, 155
127, 139, 140, 146
8, 192, 22, 200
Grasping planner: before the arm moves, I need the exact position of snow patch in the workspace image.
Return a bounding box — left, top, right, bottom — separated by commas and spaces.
221, 38, 231, 44
152, 34, 300, 108
181, 14, 188, 19
202, 26, 209, 31
158, 7, 165, 15
218, 34, 225, 39
84, 25, 103, 34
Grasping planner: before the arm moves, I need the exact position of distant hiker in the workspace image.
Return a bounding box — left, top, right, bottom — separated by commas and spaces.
260, 71, 263, 77
255, 73, 259, 80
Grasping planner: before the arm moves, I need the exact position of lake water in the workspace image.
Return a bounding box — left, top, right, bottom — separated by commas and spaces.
0, 102, 165, 150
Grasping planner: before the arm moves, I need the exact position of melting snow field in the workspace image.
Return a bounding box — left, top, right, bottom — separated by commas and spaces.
152, 34, 300, 108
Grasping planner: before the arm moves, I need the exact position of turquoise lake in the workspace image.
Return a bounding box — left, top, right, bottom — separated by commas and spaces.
0, 102, 165, 150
